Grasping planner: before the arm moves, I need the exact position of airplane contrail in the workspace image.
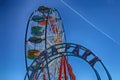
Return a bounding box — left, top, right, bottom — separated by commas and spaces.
60, 0, 120, 46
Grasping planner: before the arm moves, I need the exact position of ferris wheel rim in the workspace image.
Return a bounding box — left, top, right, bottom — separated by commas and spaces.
24, 6, 67, 80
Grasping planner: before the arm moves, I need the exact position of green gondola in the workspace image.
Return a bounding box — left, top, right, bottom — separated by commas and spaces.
31, 26, 44, 36
32, 15, 44, 22
28, 50, 40, 59
38, 6, 52, 13
28, 36, 43, 43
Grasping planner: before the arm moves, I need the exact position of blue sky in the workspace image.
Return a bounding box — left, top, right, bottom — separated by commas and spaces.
0, 0, 120, 80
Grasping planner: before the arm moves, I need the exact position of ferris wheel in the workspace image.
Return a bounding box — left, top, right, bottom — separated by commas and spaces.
24, 6, 112, 80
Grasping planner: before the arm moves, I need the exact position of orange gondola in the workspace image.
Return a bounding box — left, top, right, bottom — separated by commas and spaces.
28, 50, 40, 59
38, 20, 47, 25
